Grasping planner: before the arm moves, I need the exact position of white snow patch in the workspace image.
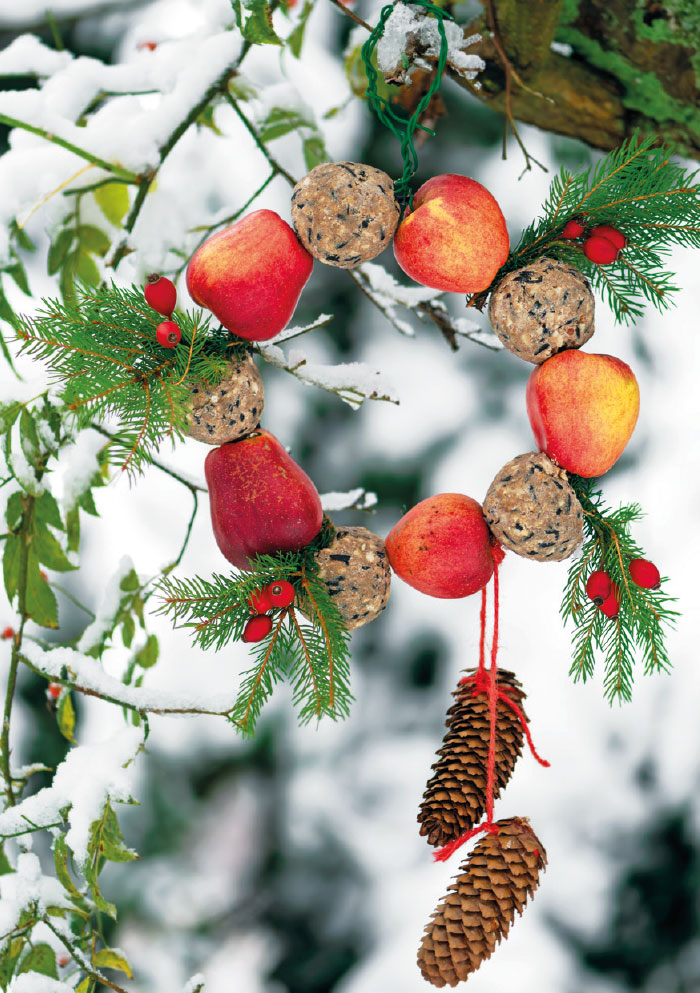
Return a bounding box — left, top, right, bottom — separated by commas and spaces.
22, 641, 241, 715
0, 35, 72, 77
0, 727, 142, 867
183, 974, 206, 993
57, 428, 105, 512
320, 488, 378, 512
76, 555, 135, 653
0, 853, 72, 951
7, 975, 75, 993
376, 3, 484, 82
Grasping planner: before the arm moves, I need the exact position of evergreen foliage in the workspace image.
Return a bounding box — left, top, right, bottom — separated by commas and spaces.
472, 133, 700, 322
157, 525, 352, 737
15, 285, 239, 476
561, 476, 678, 702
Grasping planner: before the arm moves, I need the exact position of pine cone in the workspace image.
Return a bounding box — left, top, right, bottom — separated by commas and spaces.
418, 670, 526, 847
418, 817, 547, 987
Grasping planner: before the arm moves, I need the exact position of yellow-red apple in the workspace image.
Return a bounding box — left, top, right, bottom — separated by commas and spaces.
393, 175, 509, 293
385, 493, 494, 598
205, 430, 322, 569
187, 210, 313, 341
526, 350, 640, 478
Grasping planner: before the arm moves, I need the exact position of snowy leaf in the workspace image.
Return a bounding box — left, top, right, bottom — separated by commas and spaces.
93, 948, 133, 979
56, 691, 76, 744
94, 182, 130, 226
18, 944, 57, 979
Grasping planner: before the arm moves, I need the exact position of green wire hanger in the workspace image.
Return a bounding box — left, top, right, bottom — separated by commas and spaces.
361, 0, 454, 208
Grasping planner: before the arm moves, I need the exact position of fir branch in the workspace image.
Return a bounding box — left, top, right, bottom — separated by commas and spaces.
15, 284, 240, 476
156, 538, 352, 736
471, 132, 700, 323
561, 476, 678, 703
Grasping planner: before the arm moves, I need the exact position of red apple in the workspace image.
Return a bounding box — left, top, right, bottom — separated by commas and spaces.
385, 493, 494, 599
393, 175, 509, 293
526, 350, 640, 478
205, 430, 322, 569
187, 210, 313, 341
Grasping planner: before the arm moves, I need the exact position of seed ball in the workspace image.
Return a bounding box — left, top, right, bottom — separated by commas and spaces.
304, 526, 391, 630
488, 258, 595, 363
483, 452, 583, 561
186, 353, 263, 445
291, 162, 400, 268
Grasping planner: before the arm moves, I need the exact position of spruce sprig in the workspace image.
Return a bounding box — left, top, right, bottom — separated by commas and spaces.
561, 477, 678, 703
471, 132, 700, 323
156, 536, 352, 736
14, 284, 243, 475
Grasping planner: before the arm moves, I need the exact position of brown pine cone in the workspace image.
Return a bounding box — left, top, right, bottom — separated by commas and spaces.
418, 817, 547, 987
186, 354, 263, 445
418, 670, 526, 847
483, 452, 583, 562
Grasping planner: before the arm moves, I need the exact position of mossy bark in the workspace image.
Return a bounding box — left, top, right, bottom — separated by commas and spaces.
453, 0, 700, 160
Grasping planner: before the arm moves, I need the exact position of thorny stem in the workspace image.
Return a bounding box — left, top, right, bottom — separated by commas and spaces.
326, 0, 373, 32
41, 916, 131, 993
484, 0, 546, 176
0, 114, 140, 182
223, 93, 297, 185
1, 494, 35, 807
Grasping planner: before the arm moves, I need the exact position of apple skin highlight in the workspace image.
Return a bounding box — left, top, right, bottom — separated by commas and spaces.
393, 175, 509, 294
187, 209, 314, 341
386, 493, 495, 599
526, 350, 640, 478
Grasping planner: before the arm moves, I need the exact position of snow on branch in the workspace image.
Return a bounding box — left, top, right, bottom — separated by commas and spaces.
258, 322, 399, 408
0, 727, 142, 863
376, 2, 484, 85
0, 30, 242, 174
0, 853, 73, 951
320, 488, 378, 512
21, 642, 239, 716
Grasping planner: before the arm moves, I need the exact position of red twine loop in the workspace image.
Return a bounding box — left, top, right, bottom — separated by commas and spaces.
436, 555, 549, 863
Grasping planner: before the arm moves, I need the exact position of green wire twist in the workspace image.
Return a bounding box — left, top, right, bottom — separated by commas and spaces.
361, 0, 454, 209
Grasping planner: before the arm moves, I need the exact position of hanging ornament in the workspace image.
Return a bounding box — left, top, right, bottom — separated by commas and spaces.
386, 493, 494, 598
301, 525, 391, 630
393, 174, 509, 293
204, 430, 323, 569
186, 210, 314, 341
291, 162, 400, 268
417, 817, 547, 987
418, 668, 527, 847
488, 258, 595, 363
483, 452, 583, 561
186, 354, 264, 445
526, 350, 640, 477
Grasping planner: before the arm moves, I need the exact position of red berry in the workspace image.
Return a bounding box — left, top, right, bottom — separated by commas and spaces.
583, 235, 619, 265
590, 224, 626, 250
248, 587, 274, 614
585, 570, 612, 606
243, 614, 273, 643
139, 41, 158, 51
47, 683, 62, 700
145, 274, 177, 316
598, 583, 620, 619
562, 218, 585, 240
629, 558, 661, 589
266, 580, 295, 608
1, 626, 14, 640
40, 570, 48, 581
156, 320, 181, 348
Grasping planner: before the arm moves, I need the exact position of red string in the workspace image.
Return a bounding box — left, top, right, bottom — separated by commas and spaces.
435, 547, 549, 863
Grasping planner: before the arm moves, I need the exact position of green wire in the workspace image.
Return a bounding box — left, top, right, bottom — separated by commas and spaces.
361, 1, 454, 209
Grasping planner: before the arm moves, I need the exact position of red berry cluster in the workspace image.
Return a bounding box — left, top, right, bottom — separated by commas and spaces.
243, 580, 296, 643
144, 274, 182, 348
585, 558, 661, 619
561, 219, 627, 266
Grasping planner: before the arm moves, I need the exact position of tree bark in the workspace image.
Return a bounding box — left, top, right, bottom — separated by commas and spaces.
452, 0, 700, 160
